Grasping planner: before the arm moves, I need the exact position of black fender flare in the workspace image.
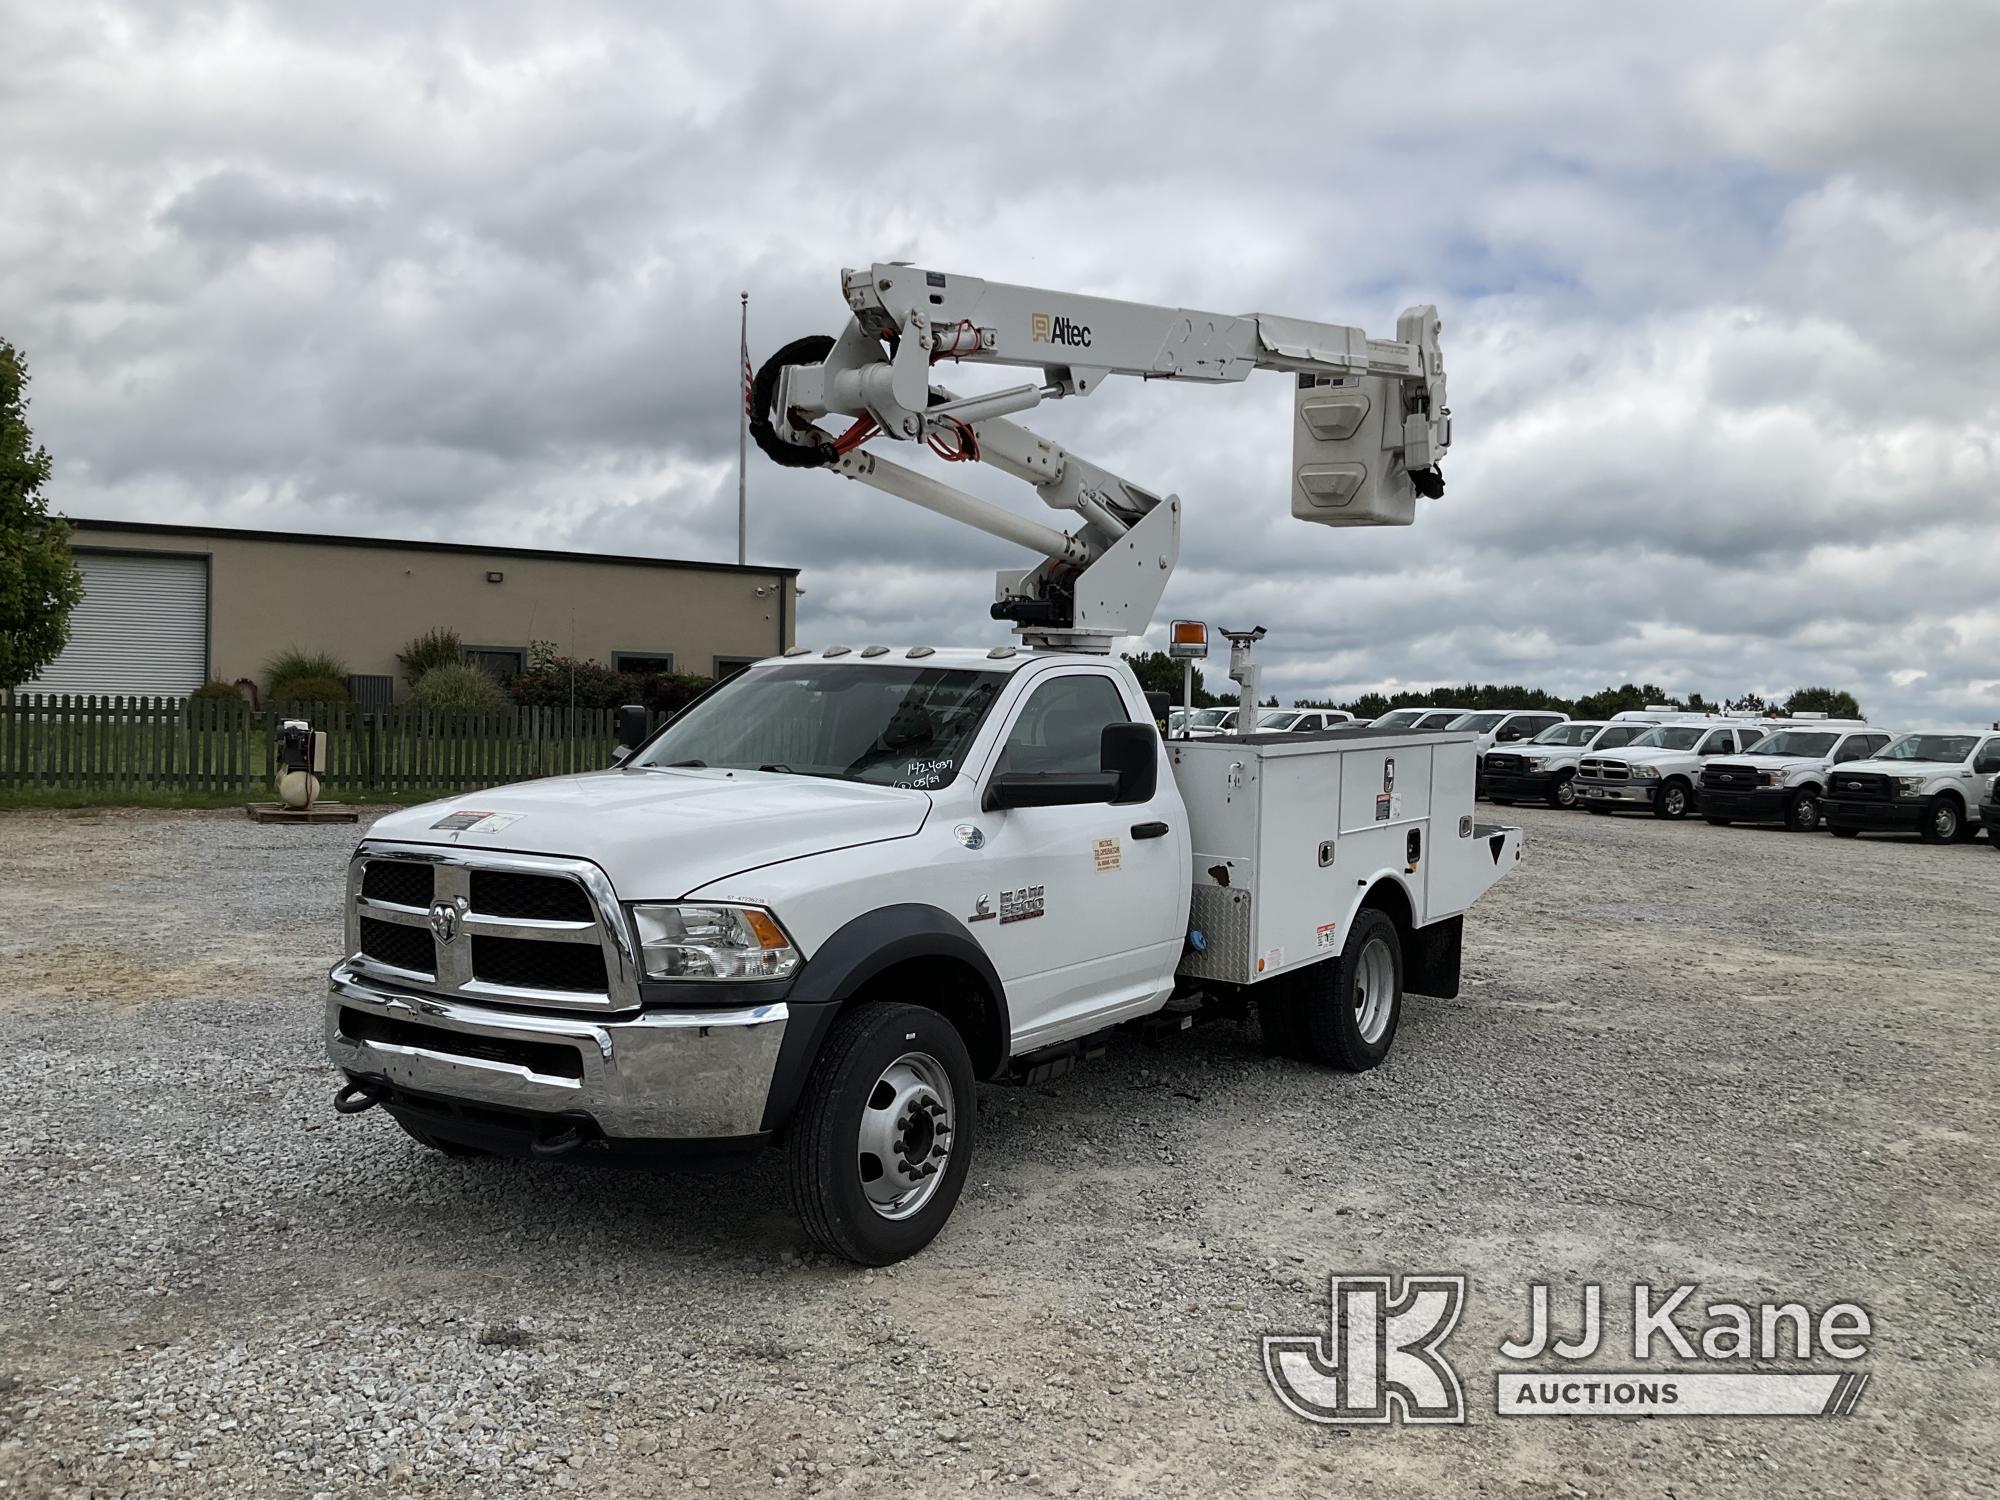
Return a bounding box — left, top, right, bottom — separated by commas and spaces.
760, 904, 1010, 1133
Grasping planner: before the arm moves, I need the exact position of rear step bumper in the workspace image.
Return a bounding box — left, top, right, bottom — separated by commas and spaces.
327, 962, 788, 1140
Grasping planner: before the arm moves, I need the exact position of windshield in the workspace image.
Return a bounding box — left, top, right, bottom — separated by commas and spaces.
1743, 731, 1838, 758
1531, 722, 1601, 747
1628, 725, 1706, 751
1879, 734, 1977, 763
1258, 710, 1302, 730
1371, 708, 1424, 728
1190, 708, 1235, 728
632, 663, 1005, 789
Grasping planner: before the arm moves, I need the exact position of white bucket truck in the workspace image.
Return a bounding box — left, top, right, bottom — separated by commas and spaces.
326, 264, 1522, 1262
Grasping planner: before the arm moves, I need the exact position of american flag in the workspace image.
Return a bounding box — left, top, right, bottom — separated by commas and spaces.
741, 303, 754, 418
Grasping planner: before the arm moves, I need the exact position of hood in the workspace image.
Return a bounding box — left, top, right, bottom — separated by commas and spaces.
1594, 747, 1685, 768
1836, 758, 1963, 777
365, 768, 931, 897
1708, 754, 1820, 771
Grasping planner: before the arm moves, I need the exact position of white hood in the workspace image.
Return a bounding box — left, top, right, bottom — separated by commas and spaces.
365, 768, 932, 897
1835, 758, 1964, 778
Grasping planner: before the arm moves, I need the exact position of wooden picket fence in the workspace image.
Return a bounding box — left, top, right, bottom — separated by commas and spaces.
0, 694, 657, 798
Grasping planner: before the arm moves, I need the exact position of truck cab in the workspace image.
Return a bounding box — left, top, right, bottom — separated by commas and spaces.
1575, 718, 1772, 819
1820, 730, 2000, 843
328, 648, 1522, 1263
1182, 706, 1239, 738
1482, 717, 1660, 809
1257, 708, 1355, 733
1695, 722, 1892, 832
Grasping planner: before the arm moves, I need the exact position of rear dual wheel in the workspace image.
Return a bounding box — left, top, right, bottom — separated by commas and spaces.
1259, 909, 1403, 1073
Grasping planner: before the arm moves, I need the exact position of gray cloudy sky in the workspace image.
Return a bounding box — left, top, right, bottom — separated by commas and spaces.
6, 0, 1997, 725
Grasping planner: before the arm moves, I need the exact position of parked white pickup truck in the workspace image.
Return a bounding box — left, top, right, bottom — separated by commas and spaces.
329, 650, 1522, 1261
1575, 718, 1774, 819
1694, 721, 1892, 832
1481, 717, 1661, 809
1819, 730, 2000, 843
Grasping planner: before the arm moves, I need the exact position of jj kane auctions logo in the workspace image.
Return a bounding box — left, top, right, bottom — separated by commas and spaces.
1265, 1276, 1872, 1424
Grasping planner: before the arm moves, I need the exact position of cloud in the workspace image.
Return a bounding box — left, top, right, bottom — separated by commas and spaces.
3, 0, 1996, 728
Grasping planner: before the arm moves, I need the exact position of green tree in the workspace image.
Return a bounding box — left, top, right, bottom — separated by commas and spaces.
0, 341, 83, 689
1572, 683, 1678, 720
1786, 685, 1863, 719
1122, 650, 1219, 707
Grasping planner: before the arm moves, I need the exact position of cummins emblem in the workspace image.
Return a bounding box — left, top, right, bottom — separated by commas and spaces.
1031, 312, 1091, 348
429, 897, 467, 943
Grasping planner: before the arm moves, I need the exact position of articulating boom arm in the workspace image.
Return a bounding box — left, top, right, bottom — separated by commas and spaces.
750, 263, 1451, 652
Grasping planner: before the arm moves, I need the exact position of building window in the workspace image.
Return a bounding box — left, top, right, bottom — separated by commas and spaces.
465, 646, 526, 683
612, 652, 675, 675
712, 655, 760, 682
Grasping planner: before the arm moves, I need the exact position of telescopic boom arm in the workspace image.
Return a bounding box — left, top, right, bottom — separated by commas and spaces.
750, 263, 1451, 652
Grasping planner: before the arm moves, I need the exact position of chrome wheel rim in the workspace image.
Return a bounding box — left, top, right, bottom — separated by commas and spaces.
1794, 794, 1819, 830
1934, 804, 1956, 838
1664, 786, 1686, 816
1555, 776, 1576, 807
1353, 937, 1395, 1045
857, 1052, 955, 1221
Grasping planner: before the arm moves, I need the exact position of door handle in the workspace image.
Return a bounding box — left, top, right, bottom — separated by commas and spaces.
1131, 821, 1170, 840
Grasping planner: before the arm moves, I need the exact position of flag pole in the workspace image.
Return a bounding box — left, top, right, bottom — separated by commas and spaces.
737, 290, 750, 566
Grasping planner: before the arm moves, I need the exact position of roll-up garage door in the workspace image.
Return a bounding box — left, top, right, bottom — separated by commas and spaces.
25, 551, 209, 695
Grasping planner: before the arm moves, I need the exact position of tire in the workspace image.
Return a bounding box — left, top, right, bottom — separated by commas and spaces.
1830, 825, 1860, 839
1549, 773, 1577, 810
1300, 908, 1402, 1072
1988, 826, 2000, 850
1919, 797, 1962, 844
1652, 781, 1691, 820
1785, 788, 1822, 833
1703, 816, 1732, 826
785, 1000, 976, 1265
393, 1119, 488, 1157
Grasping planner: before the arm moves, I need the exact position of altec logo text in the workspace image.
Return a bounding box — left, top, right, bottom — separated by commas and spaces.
1030, 312, 1092, 348
1264, 1277, 1873, 1424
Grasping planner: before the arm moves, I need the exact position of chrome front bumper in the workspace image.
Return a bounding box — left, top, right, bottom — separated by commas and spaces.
327, 962, 788, 1139
1576, 780, 1658, 805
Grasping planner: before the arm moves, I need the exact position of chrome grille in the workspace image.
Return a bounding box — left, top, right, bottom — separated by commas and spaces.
345, 842, 639, 1011
1579, 757, 1630, 782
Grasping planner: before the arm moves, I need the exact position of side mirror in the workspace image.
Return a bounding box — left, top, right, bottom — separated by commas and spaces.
1101, 721, 1159, 803
983, 770, 1122, 811
613, 703, 649, 767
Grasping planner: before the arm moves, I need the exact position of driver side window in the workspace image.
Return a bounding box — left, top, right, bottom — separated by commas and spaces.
1973, 739, 2000, 775
996, 674, 1130, 778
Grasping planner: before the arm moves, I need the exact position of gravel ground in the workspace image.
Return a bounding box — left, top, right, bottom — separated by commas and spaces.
1, 803, 1994, 1498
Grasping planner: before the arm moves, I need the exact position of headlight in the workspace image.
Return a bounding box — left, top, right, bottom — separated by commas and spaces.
1895, 776, 1927, 797
1628, 765, 1660, 780
1759, 771, 1782, 786
629, 903, 801, 981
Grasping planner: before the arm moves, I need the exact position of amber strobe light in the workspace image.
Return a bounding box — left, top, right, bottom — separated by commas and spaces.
1169, 620, 1209, 659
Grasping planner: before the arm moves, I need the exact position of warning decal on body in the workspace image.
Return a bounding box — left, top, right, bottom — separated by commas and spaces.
1093, 837, 1121, 872
430, 810, 523, 836
1316, 922, 1338, 951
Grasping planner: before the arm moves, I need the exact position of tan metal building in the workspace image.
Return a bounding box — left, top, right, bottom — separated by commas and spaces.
28, 519, 799, 701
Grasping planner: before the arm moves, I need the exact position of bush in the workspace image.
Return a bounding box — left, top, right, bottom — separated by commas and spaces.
265, 646, 348, 693
507, 655, 632, 710
268, 675, 350, 705
397, 628, 465, 684
410, 662, 511, 714
634, 672, 714, 717
189, 679, 246, 702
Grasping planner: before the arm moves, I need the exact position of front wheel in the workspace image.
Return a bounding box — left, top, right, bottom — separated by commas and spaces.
785, 1001, 976, 1265
1785, 788, 1822, 832
1919, 797, 1962, 844
1549, 773, 1578, 809
1653, 782, 1691, 819
1301, 908, 1403, 1072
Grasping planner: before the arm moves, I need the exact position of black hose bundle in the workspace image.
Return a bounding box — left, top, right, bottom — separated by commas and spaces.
749, 334, 839, 469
